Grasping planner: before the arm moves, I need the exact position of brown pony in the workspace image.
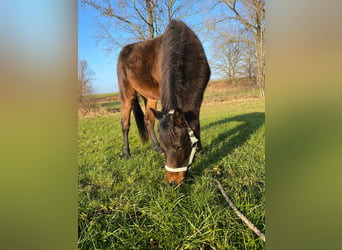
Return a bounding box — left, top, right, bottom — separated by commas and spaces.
117, 20, 210, 186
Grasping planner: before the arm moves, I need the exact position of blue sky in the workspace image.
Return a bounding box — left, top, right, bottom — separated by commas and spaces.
78, 0, 223, 94
78, 2, 120, 94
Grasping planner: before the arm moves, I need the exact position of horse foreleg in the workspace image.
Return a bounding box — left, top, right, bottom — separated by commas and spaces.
145, 99, 163, 153
121, 98, 133, 159
122, 127, 130, 158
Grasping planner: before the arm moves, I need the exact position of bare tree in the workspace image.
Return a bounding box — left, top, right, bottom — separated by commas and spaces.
81, 0, 158, 54
217, 0, 265, 96
212, 37, 244, 84
163, 0, 198, 22
211, 24, 253, 84
241, 39, 257, 80
78, 59, 95, 109
81, 0, 200, 54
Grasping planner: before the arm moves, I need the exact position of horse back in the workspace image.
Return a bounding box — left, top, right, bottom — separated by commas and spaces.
117, 36, 163, 100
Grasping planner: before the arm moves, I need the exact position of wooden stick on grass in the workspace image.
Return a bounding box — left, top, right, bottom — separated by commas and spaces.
214, 179, 266, 242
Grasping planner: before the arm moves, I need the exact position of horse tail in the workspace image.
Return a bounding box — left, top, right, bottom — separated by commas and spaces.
132, 95, 149, 144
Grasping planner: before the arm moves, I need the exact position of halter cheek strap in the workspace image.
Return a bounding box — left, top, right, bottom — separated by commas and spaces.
186, 128, 198, 166
164, 110, 199, 173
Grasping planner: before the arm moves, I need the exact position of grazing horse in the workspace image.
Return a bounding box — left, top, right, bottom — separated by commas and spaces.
117, 20, 210, 186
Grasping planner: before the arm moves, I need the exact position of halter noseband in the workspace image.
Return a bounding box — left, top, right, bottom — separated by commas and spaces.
164, 110, 199, 173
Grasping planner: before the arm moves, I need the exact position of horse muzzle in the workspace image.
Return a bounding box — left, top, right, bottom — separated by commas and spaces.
165, 170, 185, 187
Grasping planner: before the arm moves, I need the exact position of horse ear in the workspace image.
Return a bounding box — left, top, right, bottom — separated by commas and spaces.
173, 109, 186, 126
150, 108, 163, 120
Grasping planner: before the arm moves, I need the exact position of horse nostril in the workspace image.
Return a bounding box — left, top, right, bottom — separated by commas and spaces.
169, 181, 177, 187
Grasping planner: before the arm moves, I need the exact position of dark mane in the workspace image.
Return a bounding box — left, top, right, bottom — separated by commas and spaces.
161, 20, 187, 111
161, 20, 210, 113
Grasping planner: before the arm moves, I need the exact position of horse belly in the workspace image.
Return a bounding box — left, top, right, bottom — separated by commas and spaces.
131, 79, 161, 100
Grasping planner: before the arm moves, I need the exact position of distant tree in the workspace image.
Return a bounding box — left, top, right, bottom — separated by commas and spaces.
218, 0, 265, 96
211, 26, 249, 84
213, 41, 243, 83
208, 0, 264, 95
242, 39, 257, 80
78, 59, 95, 109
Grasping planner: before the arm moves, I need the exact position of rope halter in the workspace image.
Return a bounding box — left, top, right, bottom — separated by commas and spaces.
164, 110, 199, 173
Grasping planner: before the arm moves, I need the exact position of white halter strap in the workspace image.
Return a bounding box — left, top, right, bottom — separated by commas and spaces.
164, 110, 199, 173
165, 165, 188, 172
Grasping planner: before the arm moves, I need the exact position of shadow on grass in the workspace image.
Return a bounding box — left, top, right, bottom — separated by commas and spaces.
190, 112, 265, 177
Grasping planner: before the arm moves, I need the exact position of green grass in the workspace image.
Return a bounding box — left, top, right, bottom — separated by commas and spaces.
98, 100, 121, 112
78, 96, 265, 249
93, 92, 119, 99
86, 93, 121, 113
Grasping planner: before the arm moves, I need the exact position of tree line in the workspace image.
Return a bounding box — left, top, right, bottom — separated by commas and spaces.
79, 0, 265, 104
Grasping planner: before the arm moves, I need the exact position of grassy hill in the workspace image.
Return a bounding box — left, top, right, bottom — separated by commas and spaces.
79, 78, 260, 118
78, 79, 265, 249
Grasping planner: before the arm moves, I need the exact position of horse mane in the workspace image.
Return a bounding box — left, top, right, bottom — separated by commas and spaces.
161, 20, 189, 112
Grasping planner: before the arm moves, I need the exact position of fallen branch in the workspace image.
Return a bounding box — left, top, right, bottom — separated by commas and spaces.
214, 179, 265, 242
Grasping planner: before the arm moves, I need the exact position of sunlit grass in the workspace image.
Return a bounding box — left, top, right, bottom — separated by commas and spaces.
78, 96, 265, 249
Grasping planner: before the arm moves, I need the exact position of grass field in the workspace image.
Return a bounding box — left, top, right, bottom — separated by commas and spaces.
78, 80, 265, 249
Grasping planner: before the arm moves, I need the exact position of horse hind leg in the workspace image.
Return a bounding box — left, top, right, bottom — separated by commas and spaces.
145, 99, 163, 153
132, 95, 149, 144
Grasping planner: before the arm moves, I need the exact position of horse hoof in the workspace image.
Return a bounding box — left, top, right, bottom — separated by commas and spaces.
124, 151, 131, 159
153, 145, 164, 153
197, 148, 204, 155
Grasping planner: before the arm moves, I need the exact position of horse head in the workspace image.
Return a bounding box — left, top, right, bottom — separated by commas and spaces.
151, 108, 198, 187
